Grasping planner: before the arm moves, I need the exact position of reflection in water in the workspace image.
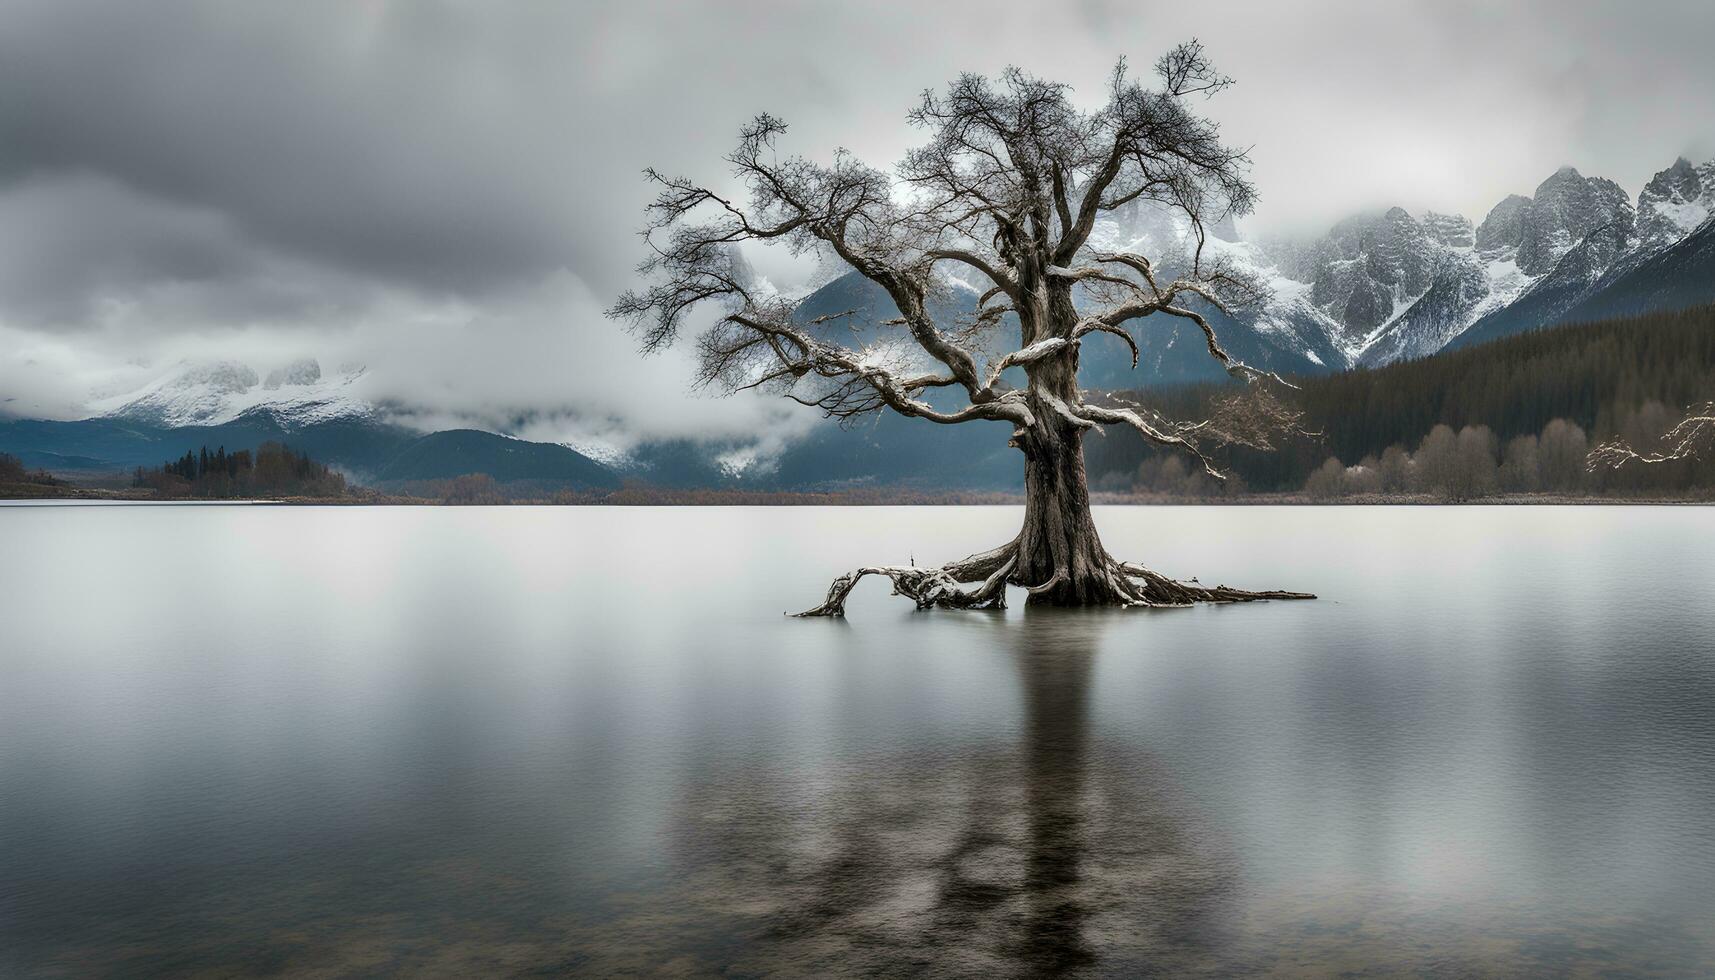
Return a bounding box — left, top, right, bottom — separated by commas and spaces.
580, 612, 1245, 977
4, 506, 1715, 976
570, 607, 1715, 977
1017, 617, 1096, 972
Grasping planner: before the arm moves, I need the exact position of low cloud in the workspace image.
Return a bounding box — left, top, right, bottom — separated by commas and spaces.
0, 270, 813, 456
336, 273, 816, 455
2, 0, 1712, 449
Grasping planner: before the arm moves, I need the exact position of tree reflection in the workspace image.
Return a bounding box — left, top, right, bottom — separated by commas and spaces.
1014, 614, 1096, 971
605, 610, 1239, 976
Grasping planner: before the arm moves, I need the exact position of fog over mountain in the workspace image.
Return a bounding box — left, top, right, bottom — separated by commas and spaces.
3, 0, 1713, 458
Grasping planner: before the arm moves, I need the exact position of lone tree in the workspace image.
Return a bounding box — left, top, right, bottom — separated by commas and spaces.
611, 44, 1312, 615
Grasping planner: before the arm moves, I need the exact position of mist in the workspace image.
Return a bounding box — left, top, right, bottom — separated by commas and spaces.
3, 0, 1712, 448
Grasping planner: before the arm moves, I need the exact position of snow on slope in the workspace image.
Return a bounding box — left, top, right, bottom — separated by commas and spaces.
1082, 197, 1517, 371
89, 358, 374, 427
1243, 160, 1703, 368
1636, 157, 1715, 252
1084, 202, 1348, 372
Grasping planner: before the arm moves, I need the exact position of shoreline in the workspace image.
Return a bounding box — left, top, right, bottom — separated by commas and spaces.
5, 486, 1712, 507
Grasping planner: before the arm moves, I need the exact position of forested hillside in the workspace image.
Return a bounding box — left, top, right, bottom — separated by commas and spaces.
1087, 304, 1715, 494
132, 442, 349, 498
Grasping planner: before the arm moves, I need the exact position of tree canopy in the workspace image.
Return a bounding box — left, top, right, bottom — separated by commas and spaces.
609, 43, 1284, 474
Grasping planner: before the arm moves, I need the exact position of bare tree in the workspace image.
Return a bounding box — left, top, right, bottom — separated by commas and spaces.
1348, 456, 1383, 495
1378, 444, 1412, 493
1499, 434, 1540, 493
1303, 457, 1347, 500
1450, 425, 1498, 502
610, 45, 1311, 614
1411, 425, 1459, 498
1540, 419, 1590, 490
1589, 401, 1715, 470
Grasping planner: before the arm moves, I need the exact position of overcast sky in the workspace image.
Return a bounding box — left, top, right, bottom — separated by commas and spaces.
3, 0, 1712, 448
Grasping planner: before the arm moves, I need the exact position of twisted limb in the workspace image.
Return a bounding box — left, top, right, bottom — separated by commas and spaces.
793, 542, 1312, 617
1113, 561, 1316, 606
793, 541, 1018, 617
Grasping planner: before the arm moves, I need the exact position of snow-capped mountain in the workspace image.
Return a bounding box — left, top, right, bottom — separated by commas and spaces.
1636, 157, 1715, 252
1327, 167, 1631, 364
1270, 167, 1623, 365
89, 358, 374, 428
1191, 158, 1714, 369
1058, 162, 1663, 379
1075, 203, 1345, 384
1512, 166, 1634, 275
1556, 212, 1715, 326
1448, 158, 1713, 352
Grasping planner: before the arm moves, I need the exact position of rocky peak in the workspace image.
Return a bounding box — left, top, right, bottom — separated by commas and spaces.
1303, 207, 1446, 339
1363, 208, 1437, 293
1636, 156, 1715, 251
1661, 156, 1698, 187
1475, 194, 1532, 254
1422, 211, 1475, 248
1515, 167, 1634, 275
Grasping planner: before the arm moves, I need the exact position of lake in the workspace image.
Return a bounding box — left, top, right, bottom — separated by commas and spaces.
2, 504, 1713, 977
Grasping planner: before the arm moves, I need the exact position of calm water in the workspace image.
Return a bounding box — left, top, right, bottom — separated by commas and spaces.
2, 505, 1714, 977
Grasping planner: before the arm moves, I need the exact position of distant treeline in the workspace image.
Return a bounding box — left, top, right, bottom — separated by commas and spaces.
0, 452, 61, 489
430, 471, 1027, 506
1087, 303, 1715, 496
1294, 416, 1715, 501
133, 442, 347, 498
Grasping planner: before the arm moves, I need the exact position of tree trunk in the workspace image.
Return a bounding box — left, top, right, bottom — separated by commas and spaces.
1014, 415, 1117, 606
1012, 324, 1123, 606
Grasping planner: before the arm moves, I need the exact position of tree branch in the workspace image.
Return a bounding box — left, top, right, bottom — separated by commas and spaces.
1588, 402, 1715, 469
1077, 402, 1225, 479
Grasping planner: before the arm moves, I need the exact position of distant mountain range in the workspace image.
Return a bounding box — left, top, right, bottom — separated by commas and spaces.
5, 156, 1715, 494
1097, 155, 1715, 376
0, 415, 623, 495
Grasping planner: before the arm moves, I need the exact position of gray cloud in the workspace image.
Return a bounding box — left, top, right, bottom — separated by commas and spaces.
1, 0, 1712, 442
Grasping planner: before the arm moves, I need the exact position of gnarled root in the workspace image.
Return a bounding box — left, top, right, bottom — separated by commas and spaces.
1113, 561, 1316, 607
793, 541, 1017, 617
794, 543, 1313, 617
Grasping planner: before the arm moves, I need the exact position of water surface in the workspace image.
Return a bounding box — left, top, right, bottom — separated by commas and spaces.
3, 505, 1713, 976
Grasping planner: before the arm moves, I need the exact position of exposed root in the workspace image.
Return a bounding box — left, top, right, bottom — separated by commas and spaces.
793, 542, 1017, 617
1114, 561, 1316, 607
793, 542, 1314, 617
1025, 569, 1068, 596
